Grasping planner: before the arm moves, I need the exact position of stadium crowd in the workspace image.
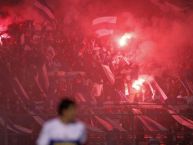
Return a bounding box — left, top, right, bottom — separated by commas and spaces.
0, 20, 193, 145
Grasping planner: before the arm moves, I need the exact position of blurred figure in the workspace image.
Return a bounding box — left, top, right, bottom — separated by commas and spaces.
37, 98, 87, 145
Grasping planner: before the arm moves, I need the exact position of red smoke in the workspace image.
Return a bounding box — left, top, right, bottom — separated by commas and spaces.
0, 0, 193, 76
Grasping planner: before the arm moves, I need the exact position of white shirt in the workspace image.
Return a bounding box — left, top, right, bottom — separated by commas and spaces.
37, 118, 87, 145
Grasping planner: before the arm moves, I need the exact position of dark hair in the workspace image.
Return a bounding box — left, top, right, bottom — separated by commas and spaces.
57, 98, 76, 115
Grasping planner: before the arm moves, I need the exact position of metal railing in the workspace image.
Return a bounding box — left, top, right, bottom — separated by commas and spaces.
0, 103, 192, 145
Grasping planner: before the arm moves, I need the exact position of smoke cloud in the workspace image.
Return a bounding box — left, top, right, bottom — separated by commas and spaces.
0, 0, 193, 76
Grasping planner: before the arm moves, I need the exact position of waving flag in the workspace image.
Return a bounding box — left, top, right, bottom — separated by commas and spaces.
13, 124, 32, 134
153, 80, 168, 101
92, 16, 117, 37
133, 109, 167, 132
102, 64, 115, 85
94, 115, 113, 131
34, 0, 55, 20
167, 109, 193, 130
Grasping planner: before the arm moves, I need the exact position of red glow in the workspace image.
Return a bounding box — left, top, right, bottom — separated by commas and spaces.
0, 25, 7, 32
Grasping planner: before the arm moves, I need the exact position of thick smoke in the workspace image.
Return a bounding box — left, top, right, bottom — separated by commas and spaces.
0, 0, 193, 76
0, 0, 45, 27
134, 4, 193, 76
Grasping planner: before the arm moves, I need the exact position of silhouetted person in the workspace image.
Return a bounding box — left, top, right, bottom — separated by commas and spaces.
37, 98, 87, 145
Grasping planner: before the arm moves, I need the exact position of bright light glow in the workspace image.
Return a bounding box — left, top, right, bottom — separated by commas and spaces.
118, 33, 133, 47
1, 33, 10, 38
0, 33, 10, 45
0, 37, 3, 45
132, 77, 145, 91
124, 83, 129, 96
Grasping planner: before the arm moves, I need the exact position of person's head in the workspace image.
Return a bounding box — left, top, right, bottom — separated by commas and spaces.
57, 98, 76, 122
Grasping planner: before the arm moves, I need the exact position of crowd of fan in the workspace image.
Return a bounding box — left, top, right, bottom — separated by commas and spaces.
0, 20, 193, 145
0, 20, 193, 110
0, 20, 137, 108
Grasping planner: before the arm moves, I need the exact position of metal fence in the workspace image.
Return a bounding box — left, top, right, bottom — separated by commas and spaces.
0, 103, 193, 145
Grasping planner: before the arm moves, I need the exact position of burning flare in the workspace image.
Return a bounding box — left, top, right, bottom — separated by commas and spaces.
132, 77, 145, 91
118, 33, 133, 47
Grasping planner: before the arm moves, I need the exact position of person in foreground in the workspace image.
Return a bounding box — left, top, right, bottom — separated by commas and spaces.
37, 98, 87, 145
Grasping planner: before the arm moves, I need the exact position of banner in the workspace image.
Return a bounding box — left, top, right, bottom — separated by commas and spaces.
92, 16, 117, 37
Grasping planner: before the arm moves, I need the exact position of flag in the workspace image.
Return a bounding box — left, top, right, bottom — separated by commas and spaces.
153, 80, 168, 101
91, 82, 103, 97
0, 117, 19, 133
101, 65, 115, 85
95, 29, 114, 37
33, 115, 44, 126
116, 90, 128, 101
13, 124, 32, 134
94, 115, 113, 131
178, 78, 191, 96
167, 109, 193, 129
92, 17, 117, 25
34, 0, 55, 20
133, 109, 167, 132
147, 82, 155, 100
87, 125, 104, 132
14, 77, 30, 100
92, 16, 117, 37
